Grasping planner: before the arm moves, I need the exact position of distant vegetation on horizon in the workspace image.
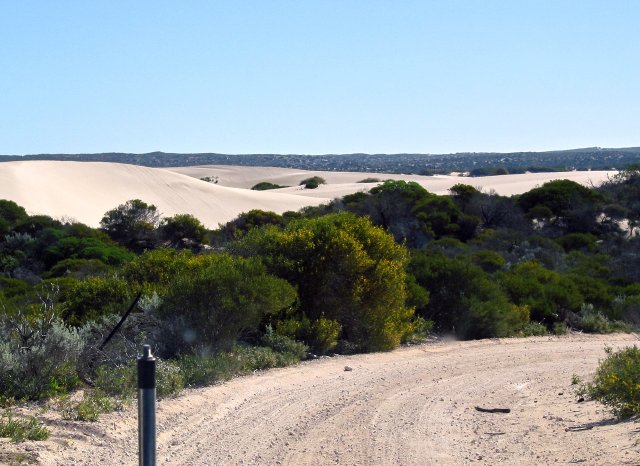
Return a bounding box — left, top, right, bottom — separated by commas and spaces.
2, 147, 640, 175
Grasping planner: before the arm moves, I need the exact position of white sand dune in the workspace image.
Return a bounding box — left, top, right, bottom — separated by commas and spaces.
0, 161, 616, 229
167, 164, 616, 197
0, 161, 331, 228
163, 165, 388, 189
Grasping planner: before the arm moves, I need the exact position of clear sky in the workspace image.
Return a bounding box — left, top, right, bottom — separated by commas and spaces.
1, 1, 638, 155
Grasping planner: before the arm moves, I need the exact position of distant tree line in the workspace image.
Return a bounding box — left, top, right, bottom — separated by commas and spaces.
1, 147, 639, 174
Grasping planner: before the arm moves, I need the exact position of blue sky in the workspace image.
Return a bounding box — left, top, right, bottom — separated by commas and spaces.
1, 1, 638, 155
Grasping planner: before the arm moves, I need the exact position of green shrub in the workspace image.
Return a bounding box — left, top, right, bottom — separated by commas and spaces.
251, 182, 287, 190
0, 278, 29, 298
410, 251, 527, 339
159, 253, 297, 354
273, 316, 340, 355
307, 318, 341, 354
122, 248, 191, 292
177, 341, 306, 389
236, 213, 413, 352
557, 233, 598, 253
552, 322, 568, 335
60, 390, 115, 422
0, 318, 83, 400
520, 321, 548, 336
578, 305, 613, 333
236, 346, 280, 370
61, 276, 134, 326
177, 353, 242, 387
402, 316, 434, 343
260, 325, 308, 360
94, 364, 136, 400
0, 411, 49, 442
159, 214, 208, 249
499, 261, 583, 324
581, 345, 640, 418
299, 176, 326, 189
46, 258, 112, 279
94, 358, 184, 400
357, 178, 381, 183
156, 359, 185, 398
44, 236, 134, 268
469, 250, 505, 273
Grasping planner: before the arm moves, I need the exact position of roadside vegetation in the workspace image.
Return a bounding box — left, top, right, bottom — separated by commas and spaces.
573, 345, 640, 419
1, 166, 640, 427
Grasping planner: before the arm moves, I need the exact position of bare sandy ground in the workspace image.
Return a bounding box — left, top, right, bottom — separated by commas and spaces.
5, 333, 639, 466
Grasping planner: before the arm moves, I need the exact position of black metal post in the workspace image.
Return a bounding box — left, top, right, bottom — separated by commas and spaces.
138, 344, 156, 466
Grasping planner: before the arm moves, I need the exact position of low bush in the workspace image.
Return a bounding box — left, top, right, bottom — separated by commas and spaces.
94, 358, 185, 400
578, 345, 640, 418
552, 322, 568, 335
156, 359, 185, 398
0, 318, 83, 400
299, 176, 326, 189
275, 317, 341, 355
177, 339, 308, 389
251, 182, 287, 190
578, 307, 613, 333
520, 321, 548, 337
306, 318, 342, 354
401, 316, 434, 344
177, 352, 242, 387
236, 346, 280, 370
260, 325, 308, 360
158, 253, 297, 354
94, 364, 135, 399
575, 304, 632, 334
61, 276, 134, 326
0, 278, 29, 298
60, 390, 115, 422
0, 411, 49, 442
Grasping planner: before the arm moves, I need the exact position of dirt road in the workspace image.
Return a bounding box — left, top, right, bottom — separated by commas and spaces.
6, 333, 640, 465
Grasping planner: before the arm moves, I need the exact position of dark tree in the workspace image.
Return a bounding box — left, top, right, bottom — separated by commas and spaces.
159, 214, 207, 250
100, 199, 160, 252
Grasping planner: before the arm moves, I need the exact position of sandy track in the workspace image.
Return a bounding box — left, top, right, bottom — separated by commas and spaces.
8, 333, 640, 466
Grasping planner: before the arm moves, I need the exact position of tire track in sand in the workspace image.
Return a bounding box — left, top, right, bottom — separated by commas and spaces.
22, 333, 640, 466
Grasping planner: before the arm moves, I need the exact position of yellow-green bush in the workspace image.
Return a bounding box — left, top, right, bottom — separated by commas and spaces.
583, 345, 640, 418
236, 213, 413, 352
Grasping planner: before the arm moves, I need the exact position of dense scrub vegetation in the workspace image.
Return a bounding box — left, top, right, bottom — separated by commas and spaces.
1, 167, 640, 422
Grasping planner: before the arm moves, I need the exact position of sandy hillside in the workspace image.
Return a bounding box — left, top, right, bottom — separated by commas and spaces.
5, 333, 639, 466
0, 161, 331, 228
